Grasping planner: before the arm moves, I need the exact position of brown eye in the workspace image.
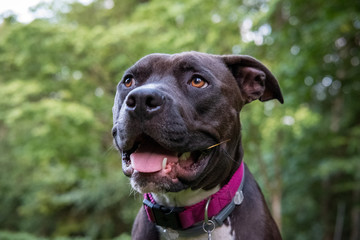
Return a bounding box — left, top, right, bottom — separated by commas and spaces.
190, 77, 208, 88
124, 77, 135, 88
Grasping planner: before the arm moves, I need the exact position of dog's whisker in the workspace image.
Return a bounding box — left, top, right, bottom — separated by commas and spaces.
222, 148, 237, 164
206, 139, 231, 150
101, 145, 117, 158
128, 183, 138, 198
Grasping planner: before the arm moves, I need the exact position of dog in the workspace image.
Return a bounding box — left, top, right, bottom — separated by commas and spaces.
112, 52, 283, 239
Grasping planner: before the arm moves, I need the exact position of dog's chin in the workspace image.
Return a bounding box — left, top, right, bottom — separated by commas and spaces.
130, 173, 187, 193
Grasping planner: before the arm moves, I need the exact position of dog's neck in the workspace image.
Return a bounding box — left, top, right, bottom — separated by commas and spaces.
151, 186, 220, 207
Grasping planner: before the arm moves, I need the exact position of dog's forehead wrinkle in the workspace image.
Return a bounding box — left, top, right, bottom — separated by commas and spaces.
128, 54, 170, 78
173, 53, 226, 74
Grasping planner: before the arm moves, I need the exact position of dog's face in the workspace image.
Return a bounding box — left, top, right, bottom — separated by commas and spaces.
112, 52, 282, 194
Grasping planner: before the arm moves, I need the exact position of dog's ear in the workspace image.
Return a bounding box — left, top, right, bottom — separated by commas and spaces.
222, 55, 284, 104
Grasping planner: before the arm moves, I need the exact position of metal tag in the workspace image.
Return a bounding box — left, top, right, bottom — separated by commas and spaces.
161, 227, 179, 240
234, 190, 244, 205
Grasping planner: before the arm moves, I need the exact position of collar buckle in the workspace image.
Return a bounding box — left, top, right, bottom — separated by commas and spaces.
143, 197, 184, 230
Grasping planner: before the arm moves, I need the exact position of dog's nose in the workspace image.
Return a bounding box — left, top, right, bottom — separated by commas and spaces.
125, 88, 165, 119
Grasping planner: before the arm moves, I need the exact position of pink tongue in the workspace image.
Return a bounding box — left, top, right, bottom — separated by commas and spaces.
130, 142, 178, 173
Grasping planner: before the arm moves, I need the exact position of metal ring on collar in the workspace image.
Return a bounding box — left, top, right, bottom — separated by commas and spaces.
203, 220, 215, 233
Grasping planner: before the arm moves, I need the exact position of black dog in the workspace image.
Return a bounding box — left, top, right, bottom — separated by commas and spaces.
112, 52, 283, 239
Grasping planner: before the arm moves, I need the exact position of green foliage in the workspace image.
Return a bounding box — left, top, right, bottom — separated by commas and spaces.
0, 9, 138, 238
0, 0, 359, 239
0, 231, 47, 240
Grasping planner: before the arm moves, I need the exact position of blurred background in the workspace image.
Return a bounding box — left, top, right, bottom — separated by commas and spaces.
0, 0, 359, 239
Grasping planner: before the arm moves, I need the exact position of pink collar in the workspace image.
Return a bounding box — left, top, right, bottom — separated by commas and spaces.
143, 161, 245, 230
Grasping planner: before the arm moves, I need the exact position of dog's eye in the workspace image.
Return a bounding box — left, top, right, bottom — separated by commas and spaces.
189, 76, 208, 88
123, 77, 135, 88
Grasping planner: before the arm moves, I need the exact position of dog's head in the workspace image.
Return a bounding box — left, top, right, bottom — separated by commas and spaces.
112, 52, 282, 194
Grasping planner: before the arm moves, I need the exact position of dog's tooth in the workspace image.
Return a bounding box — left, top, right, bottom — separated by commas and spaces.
179, 152, 191, 161
162, 158, 167, 169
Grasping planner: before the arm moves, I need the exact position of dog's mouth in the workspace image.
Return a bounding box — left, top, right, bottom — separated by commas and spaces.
121, 135, 211, 185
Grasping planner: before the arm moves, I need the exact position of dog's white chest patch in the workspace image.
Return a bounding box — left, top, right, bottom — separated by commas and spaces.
159, 219, 234, 240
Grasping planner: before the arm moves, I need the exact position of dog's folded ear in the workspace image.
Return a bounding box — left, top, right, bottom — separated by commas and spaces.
222, 55, 284, 104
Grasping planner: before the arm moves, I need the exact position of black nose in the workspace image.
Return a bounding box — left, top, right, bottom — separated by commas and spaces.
125, 87, 165, 119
